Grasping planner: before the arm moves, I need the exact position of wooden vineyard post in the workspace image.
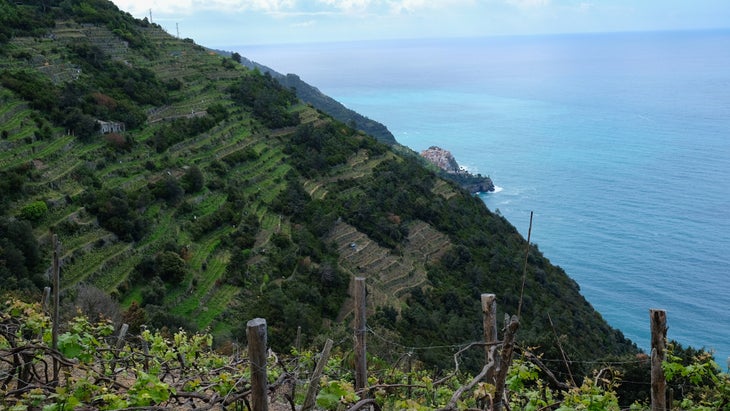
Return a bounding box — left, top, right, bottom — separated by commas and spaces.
302, 338, 334, 411
650, 309, 667, 411
51, 234, 60, 383
482, 293, 498, 384
247, 318, 269, 411
116, 323, 129, 349
42, 287, 51, 314
493, 315, 520, 411
354, 277, 367, 395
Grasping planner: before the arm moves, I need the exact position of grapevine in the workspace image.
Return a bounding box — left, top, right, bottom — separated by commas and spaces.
2, 298, 728, 410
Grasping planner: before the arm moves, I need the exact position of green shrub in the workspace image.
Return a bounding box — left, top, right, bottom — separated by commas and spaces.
19, 200, 48, 222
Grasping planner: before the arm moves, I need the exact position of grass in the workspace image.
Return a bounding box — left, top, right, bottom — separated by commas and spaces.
168, 244, 232, 328
61, 241, 130, 289
191, 192, 228, 217
0, 103, 32, 135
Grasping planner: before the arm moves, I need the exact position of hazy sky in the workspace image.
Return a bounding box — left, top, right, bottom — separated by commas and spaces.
110, 0, 730, 47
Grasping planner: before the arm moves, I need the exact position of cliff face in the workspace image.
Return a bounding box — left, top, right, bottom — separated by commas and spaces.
420, 146, 495, 193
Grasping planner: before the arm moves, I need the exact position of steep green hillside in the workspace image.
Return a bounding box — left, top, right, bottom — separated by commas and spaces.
0, 0, 637, 372
217, 50, 397, 144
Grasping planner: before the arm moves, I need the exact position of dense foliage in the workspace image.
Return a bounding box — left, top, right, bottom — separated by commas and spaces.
278, 73, 397, 144
0, 0, 154, 48
0, 0, 658, 387
0, 218, 43, 291
0, 0, 56, 42
228, 70, 299, 128
232, 57, 397, 144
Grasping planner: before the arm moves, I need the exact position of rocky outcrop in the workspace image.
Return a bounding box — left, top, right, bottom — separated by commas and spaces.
458, 176, 495, 193
420, 146, 495, 193
420, 146, 460, 173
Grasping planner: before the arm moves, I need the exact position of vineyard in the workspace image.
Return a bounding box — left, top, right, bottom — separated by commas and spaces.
2, 297, 728, 411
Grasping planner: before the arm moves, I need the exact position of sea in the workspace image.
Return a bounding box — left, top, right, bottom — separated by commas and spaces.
234, 30, 730, 366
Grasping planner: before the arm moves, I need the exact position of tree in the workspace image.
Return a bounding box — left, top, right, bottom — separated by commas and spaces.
231, 52, 242, 63
121, 301, 147, 334
64, 108, 99, 142
181, 166, 204, 193
156, 251, 187, 283
73, 284, 122, 325
142, 276, 166, 305
0, 218, 42, 290
153, 176, 184, 205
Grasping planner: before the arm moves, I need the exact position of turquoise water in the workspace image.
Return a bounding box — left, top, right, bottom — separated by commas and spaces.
237, 31, 730, 363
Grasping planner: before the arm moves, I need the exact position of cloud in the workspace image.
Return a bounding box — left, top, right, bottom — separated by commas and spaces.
113, 0, 296, 16
316, 0, 374, 13
291, 19, 318, 27
506, 0, 550, 9
114, 0, 482, 19
578, 2, 593, 12
306, 0, 479, 19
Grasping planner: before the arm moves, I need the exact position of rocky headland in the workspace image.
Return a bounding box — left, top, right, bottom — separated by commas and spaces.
420, 146, 495, 193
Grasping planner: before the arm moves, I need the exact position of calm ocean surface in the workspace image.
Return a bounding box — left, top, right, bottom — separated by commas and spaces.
236, 30, 730, 364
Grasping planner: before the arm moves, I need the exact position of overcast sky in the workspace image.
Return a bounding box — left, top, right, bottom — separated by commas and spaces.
110, 0, 730, 47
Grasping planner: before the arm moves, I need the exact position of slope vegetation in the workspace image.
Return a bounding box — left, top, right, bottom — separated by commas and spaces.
0, 0, 636, 372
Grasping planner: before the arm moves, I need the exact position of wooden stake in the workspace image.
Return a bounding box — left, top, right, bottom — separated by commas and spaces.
517, 211, 533, 318
650, 309, 667, 411
51, 234, 60, 349
51, 234, 60, 383
481, 293, 498, 384
493, 315, 520, 411
247, 318, 269, 411
42, 286, 51, 314
548, 311, 575, 386
142, 337, 150, 373
354, 277, 367, 394
116, 323, 129, 349
295, 325, 302, 353
302, 338, 333, 411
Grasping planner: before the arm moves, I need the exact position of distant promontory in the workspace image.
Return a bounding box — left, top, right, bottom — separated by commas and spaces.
420, 146, 495, 193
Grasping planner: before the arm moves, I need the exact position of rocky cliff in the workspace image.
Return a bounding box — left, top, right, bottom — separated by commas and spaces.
420, 146, 495, 193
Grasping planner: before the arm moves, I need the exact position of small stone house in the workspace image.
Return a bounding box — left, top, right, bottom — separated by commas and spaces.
97, 120, 125, 134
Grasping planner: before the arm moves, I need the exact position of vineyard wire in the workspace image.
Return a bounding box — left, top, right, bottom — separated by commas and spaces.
366, 326, 649, 366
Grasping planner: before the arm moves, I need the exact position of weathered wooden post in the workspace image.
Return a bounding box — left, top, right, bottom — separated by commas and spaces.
354, 277, 367, 395
51, 234, 60, 382
481, 293, 498, 384
42, 287, 51, 314
141, 337, 150, 372
302, 338, 334, 411
247, 318, 269, 411
493, 315, 520, 411
51, 235, 60, 348
650, 309, 667, 411
116, 323, 129, 349
295, 325, 302, 353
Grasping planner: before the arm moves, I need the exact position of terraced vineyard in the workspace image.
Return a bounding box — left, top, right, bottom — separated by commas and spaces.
0, 19, 308, 334
1, 1, 640, 369
2, 12, 403, 338
328, 219, 452, 320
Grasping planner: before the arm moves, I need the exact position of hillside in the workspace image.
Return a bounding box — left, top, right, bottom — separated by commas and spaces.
0, 0, 637, 372
230, 53, 397, 145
